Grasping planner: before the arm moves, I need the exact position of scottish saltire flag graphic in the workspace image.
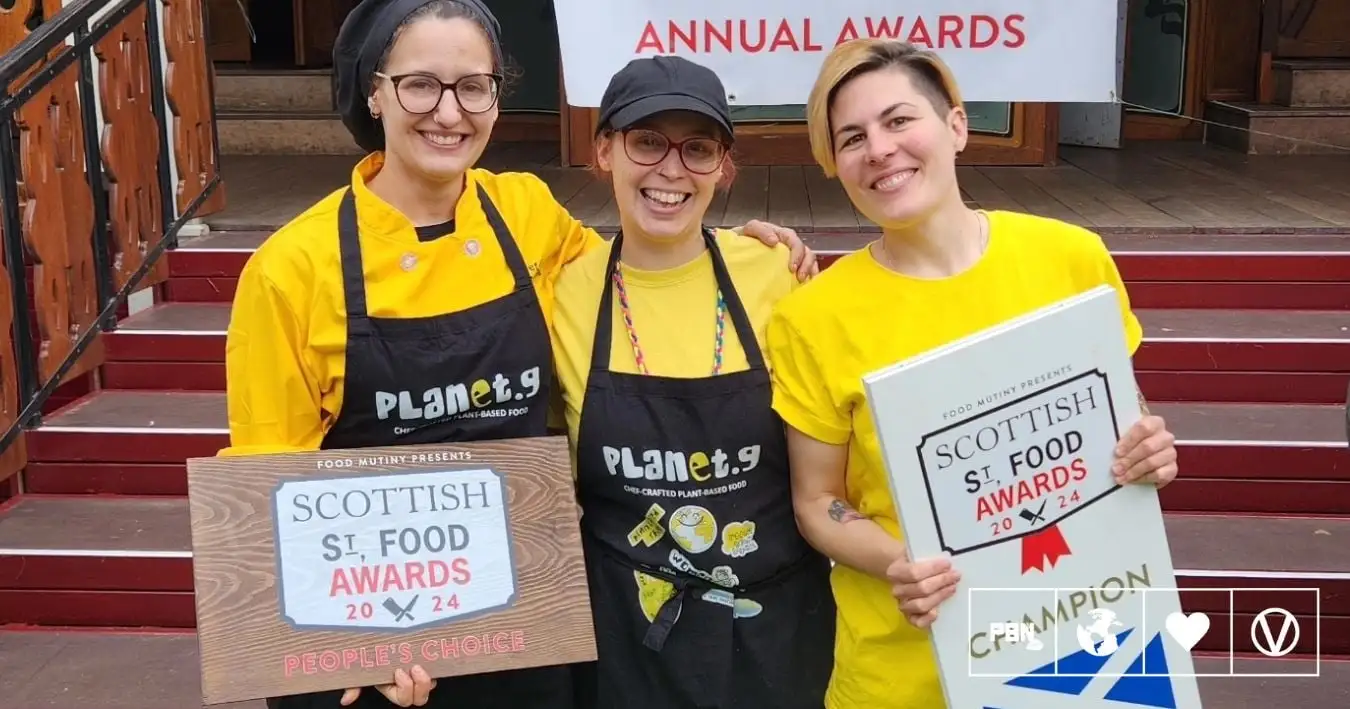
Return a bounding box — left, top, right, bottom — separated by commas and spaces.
987, 628, 1179, 709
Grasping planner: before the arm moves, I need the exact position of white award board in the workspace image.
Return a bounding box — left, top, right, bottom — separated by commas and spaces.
863, 285, 1204, 709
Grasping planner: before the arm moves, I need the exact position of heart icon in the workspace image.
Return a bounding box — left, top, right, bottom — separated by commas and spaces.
1165, 611, 1210, 650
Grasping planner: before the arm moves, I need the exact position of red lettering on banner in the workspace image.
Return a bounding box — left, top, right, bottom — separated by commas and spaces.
865, 17, 904, 39
971, 15, 999, 48
671, 21, 697, 52
770, 19, 799, 51
635, 16, 1030, 54
635, 22, 662, 53
906, 17, 932, 47
1003, 14, 1027, 48
938, 16, 963, 47
836, 18, 859, 45
803, 19, 822, 51
706, 21, 732, 52
742, 20, 767, 52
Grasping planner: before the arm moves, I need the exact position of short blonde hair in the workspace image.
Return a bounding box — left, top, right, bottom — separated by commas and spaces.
806, 40, 964, 177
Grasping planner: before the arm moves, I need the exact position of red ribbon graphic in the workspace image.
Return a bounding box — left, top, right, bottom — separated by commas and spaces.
1020, 524, 1071, 574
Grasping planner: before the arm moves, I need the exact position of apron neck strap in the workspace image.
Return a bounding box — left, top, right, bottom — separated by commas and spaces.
337, 189, 370, 322
335, 182, 534, 325
591, 228, 766, 373
476, 183, 533, 292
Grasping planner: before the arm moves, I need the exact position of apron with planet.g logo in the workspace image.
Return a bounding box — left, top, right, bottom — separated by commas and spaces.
319, 185, 552, 449
572, 229, 836, 709
266, 185, 576, 709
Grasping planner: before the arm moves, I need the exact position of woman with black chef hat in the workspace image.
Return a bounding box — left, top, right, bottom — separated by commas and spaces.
228, 1, 815, 708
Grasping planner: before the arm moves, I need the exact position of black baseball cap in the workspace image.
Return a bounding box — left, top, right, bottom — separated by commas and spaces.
596, 55, 735, 142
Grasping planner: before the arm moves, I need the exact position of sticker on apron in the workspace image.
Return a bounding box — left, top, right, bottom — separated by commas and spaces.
668, 548, 740, 588
627, 503, 668, 547
733, 598, 763, 619
701, 588, 735, 607
702, 589, 763, 619
721, 520, 759, 558
668, 505, 717, 554
635, 570, 677, 623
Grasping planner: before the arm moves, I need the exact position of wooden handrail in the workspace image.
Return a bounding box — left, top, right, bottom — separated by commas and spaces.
0, 0, 226, 479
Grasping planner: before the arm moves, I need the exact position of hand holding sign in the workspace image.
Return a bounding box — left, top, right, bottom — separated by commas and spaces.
341, 666, 437, 707
887, 550, 962, 629
1111, 413, 1178, 489
860, 288, 1206, 708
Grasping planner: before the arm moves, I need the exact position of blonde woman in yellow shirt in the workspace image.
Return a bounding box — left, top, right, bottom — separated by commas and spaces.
765, 39, 1181, 709
549, 55, 836, 709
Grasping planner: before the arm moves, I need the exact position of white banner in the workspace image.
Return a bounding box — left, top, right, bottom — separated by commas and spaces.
551, 1, 1120, 107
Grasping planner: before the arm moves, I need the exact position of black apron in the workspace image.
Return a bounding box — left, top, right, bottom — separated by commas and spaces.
267, 186, 577, 709
570, 231, 835, 709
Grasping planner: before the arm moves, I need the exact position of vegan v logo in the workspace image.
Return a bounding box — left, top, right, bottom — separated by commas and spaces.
1251, 607, 1300, 658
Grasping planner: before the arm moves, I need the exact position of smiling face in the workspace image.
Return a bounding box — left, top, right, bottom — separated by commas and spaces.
828, 66, 967, 229
370, 16, 499, 186
597, 111, 727, 245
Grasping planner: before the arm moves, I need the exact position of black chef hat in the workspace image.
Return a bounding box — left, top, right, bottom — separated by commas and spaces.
333, 0, 503, 153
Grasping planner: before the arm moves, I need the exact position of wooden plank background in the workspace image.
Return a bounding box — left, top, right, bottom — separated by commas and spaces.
185, 437, 594, 704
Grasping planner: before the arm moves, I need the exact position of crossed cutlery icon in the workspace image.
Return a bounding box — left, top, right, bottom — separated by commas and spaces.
1019, 501, 1047, 526
383, 595, 419, 622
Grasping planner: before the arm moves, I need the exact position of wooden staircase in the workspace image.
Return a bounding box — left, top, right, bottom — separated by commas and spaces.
1206, 58, 1350, 154
0, 227, 1347, 704
213, 67, 362, 156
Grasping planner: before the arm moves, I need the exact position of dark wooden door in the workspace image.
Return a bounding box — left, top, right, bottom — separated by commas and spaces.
294, 0, 357, 67
1275, 0, 1350, 58
207, 0, 252, 62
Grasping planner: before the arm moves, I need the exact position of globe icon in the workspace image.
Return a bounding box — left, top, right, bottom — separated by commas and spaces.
1075, 608, 1123, 656
668, 505, 717, 554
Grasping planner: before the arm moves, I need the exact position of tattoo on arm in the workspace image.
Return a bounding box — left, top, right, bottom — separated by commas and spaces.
1136, 386, 1150, 415
827, 498, 866, 523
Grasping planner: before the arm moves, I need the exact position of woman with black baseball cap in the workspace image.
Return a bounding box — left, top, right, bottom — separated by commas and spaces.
549, 55, 836, 709
222, 1, 814, 709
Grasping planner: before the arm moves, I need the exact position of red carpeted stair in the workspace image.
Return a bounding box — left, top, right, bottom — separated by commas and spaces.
1, 230, 1348, 706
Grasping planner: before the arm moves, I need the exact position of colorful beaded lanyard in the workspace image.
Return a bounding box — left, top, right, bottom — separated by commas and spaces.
612, 264, 727, 376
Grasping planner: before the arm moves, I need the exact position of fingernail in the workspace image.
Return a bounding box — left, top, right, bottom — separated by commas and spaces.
1111, 463, 1122, 474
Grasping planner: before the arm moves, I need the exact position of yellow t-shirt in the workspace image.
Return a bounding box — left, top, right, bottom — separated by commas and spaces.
221, 153, 602, 456
765, 210, 1143, 709
551, 230, 798, 452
